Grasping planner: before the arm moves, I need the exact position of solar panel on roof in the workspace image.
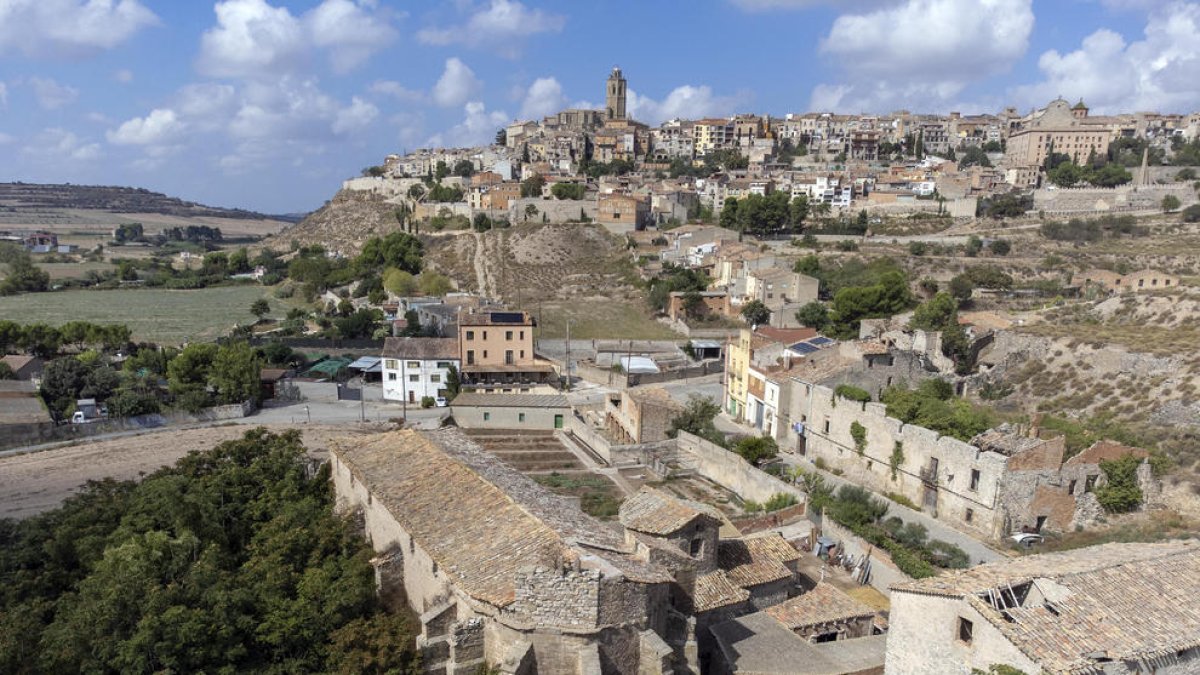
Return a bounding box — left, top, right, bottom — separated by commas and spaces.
809, 336, 833, 346
490, 312, 525, 324
790, 343, 818, 355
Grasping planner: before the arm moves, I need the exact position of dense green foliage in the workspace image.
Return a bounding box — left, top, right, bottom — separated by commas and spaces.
0, 429, 421, 674
733, 436, 779, 465
0, 250, 51, 296
740, 299, 770, 326
718, 192, 809, 235
550, 182, 586, 200
835, 385, 872, 404
668, 395, 725, 447
881, 380, 993, 442
1095, 454, 1145, 514
850, 421, 868, 454
828, 270, 912, 339
793, 301, 829, 331
1040, 215, 1145, 242
647, 264, 711, 313
976, 190, 1032, 219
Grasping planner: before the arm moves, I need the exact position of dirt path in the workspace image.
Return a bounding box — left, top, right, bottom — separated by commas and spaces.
0, 424, 369, 520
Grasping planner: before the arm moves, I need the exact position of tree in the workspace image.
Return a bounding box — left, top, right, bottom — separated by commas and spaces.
908, 241, 927, 256
168, 343, 218, 399
733, 436, 778, 465
828, 270, 913, 339
445, 364, 461, 400
551, 182, 586, 200
0, 252, 50, 295
910, 292, 959, 331
1162, 195, 1182, 212
1184, 204, 1200, 223
989, 239, 1011, 256
1047, 161, 1086, 187
0, 362, 13, 380
473, 213, 493, 232
418, 271, 453, 297
740, 300, 771, 326
520, 174, 546, 198
383, 268, 418, 296
20, 323, 62, 358
434, 160, 449, 180
948, 275, 974, 303
1095, 454, 1144, 513
40, 357, 89, 419
209, 342, 261, 404
250, 299, 270, 321
958, 145, 992, 168
964, 235, 983, 257
358, 232, 424, 275
452, 159, 474, 178
668, 395, 724, 446
789, 195, 810, 227
407, 183, 425, 200
794, 302, 829, 331
524, 204, 539, 222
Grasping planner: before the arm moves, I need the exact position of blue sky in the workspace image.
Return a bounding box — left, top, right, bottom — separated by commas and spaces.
1, 0, 1198, 213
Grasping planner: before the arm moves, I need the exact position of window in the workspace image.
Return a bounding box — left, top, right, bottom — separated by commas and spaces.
407, 361, 419, 369
388, 373, 397, 381
483, 331, 488, 340
467, 350, 475, 365
969, 469, 980, 492
957, 617, 973, 644
520, 350, 525, 358
483, 350, 488, 359
823, 419, 830, 434
506, 330, 513, 340
518, 412, 526, 423
520, 330, 525, 339
690, 538, 703, 556
436, 361, 451, 369
483, 412, 490, 421
1068, 479, 1077, 495
385, 359, 398, 369
430, 374, 441, 383
409, 374, 419, 382
965, 508, 974, 523
466, 330, 475, 340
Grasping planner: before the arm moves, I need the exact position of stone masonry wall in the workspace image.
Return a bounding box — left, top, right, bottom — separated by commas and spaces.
676, 431, 807, 506
507, 566, 601, 630
789, 382, 1009, 540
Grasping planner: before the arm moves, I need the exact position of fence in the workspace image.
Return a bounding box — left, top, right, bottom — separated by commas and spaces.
0, 401, 255, 451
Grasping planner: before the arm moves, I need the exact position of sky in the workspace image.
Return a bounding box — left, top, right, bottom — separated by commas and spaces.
1, 0, 1198, 214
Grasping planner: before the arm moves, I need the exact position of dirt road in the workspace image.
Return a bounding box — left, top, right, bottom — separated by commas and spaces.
0, 424, 370, 520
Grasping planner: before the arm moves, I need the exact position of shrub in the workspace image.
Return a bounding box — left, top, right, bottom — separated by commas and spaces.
989, 239, 1011, 256
835, 384, 872, 403
890, 442, 905, 481
850, 421, 867, 454
763, 493, 799, 512
908, 241, 927, 256
1161, 195, 1181, 212
885, 492, 919, 509
1182, 204, 1200, 223
1095, 454, 1144, 513
836, 240, 859, 252
420, 396, 435, 409
734, 436, 779, 465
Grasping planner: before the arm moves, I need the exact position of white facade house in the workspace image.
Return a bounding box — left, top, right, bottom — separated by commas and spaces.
382, 337, 459, 404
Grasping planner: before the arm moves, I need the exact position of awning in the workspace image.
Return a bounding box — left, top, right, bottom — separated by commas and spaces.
348, 356, 381, 370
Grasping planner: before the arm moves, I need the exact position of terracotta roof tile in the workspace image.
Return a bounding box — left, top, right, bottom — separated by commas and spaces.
619, 487, 722, 536
694, 570, 751, 612
765, 583, 876, 630
719, 538, 795, 588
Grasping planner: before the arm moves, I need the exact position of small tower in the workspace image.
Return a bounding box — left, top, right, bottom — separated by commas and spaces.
606, 67, 627, 121
1072, 99, 1089, 119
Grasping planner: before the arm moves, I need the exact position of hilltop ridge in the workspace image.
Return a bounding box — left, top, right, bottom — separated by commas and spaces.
0, 182, 301, 223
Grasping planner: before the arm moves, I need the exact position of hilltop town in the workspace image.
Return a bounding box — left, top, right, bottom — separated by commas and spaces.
2, 65, 1200, 675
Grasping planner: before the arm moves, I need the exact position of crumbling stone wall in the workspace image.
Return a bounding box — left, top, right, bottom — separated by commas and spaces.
791, 383, 1008, 539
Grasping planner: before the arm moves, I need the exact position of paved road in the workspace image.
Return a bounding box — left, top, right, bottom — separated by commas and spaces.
1, 398, 448, 459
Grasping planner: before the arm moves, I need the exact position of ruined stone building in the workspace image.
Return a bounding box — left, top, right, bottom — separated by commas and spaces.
781, 381, 1156, 541
605, 388, 685, 444
886, 541, 1200, 674
331, 430, 823, 675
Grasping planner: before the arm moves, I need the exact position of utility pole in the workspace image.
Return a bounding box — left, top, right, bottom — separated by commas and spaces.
401, 358, 408, 421
359, 376, 365, 422
564, 320, 571, 392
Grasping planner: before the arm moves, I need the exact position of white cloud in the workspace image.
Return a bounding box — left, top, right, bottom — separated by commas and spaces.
417, 0, 564, 58
306, 0, 399, 73
730, 0, 893, 9
429, 101, 507, 148
810, 0, 1034, 112
332, 96, 378, 134
29, 77, 79, 110
628, 85, 742, 125
0, 132, 14, 145
106, 108, 184, 145
432, 57, 481, 108
1013, 2, 1200, 113
197, 0, 396, 78
390, 111, 425, 148
114, 69, 134, 83
0, 0, 157, 58
370, 79, 423, 102
0, 82, 7, 108
519, 77, 566, 120
24, 127, 102, 161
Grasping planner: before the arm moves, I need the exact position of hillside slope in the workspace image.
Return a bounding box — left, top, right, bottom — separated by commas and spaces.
267, 189, 403, 254
0, 183, 289, 221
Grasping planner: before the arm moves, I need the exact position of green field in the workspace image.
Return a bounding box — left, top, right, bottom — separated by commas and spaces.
0, 285, 272, 344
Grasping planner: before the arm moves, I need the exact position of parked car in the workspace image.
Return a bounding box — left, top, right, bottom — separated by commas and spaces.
435, 396, 448, 407
1010, 532, 1044, 548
